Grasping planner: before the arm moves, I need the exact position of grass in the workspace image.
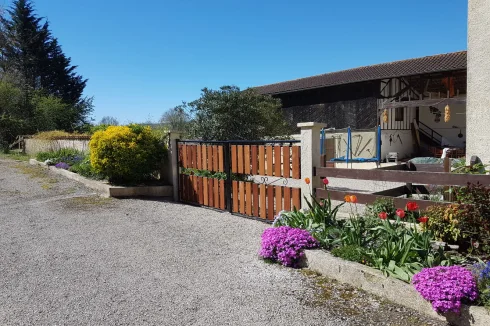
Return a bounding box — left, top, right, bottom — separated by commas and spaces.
13, 164, 58, 184
60, 196, 115, 210
0, 152, 30, 161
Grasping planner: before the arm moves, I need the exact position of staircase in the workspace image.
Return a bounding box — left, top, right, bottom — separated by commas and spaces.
413, 121, 443, 156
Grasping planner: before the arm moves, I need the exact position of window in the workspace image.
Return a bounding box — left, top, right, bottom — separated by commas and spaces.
395, 107, 404, 121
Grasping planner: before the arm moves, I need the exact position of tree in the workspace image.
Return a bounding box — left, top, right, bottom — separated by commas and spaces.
185, 86, 291, 141
0, 0, 92, 131
159, 105, 191, 134
99, 116, 119, 126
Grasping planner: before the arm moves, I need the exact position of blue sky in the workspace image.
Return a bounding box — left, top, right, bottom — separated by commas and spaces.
10, 0, 468, 124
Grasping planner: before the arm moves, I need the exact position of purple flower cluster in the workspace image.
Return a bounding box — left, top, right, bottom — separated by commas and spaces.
259, 226, 318, 267
55, 162, 70, 170
412, 266, 478, 314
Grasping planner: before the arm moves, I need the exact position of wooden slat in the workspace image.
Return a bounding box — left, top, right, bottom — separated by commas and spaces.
237, 145, 244, 174
191, 145, 197, 169
246, 182, 252, 216
251, 146, 258, 175
244, 145, 251, 174
231, 145, 237, 173
239, 181, 245, 214
252, 183, 259, 217
203, 177, 209, 206
316, 188, 447, 211
266, 146, 273, 176
207, 146, 213, 171
218, 146, 224, 172
283, 146, 290, 178
201, 145, 207, 171
213, 146, 219, 172
232, 181, 238, 213
208, 177, 214, 207
267, 185, 274, 219
274, 146, 282, 177
283, 187, 291, 211
292, 146, 300, 179
182, 144, 188, 168
213, 178, 219, 208
219, 179, 225, 210
259, 184, 266, 218
192, 175, 198, 202
259, 146, 265, 175
292, 188, 301, 210
315, 167, 490, 186
197, 177, 204, 204
275, 186, 282, 212
197, 145, 202, 170
187, 145, 192, 169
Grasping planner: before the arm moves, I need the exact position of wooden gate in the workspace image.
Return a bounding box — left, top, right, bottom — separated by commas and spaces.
177, 141, 302, 221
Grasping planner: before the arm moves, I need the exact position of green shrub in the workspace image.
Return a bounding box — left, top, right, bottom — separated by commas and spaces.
89, 124, 167, 184
331, 245, 365, 263
425, 204, 463, 244
365, 197, 396, 220
69, 157, 105, 180
35, 148, 85, 165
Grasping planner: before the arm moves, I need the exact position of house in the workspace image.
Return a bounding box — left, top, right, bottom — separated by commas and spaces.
255, 51, 467, 161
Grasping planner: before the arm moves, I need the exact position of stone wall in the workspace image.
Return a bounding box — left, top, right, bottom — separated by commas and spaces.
25, 138, 90, 155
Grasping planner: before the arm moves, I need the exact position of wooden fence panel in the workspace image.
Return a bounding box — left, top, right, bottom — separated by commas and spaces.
266, 146, 273, 176
274, 146, 282, 177
251, 145, 258, 175
239, 181, 245, 214
201, 145, 207, 170
182, 144, 188, 168
283, 146, 290, 178
191, 145, 197, 169
246, 182, 252, 215
260, 184, 266, 218
213, 178, 219, 208
244, 145, 251, 174
213, 146, 219, 172
232, 181, 238, 213
292, 146, 300, 179
267, 185, 274, 219
197, 145, 202, 170
237, 145, 244, 174
283, 187, 291, 211
292, 188, 301, 210
208, 177, 214, 207
218, 146, 224, 172
219, 180, 225, 210
197, 177, 203, 204
231, 145, 237, 173
207, 146, 213, 171
275, 186, 282, 212
203, 177, 209, 206
259, 146, 265, 175
252, 183, 259, 217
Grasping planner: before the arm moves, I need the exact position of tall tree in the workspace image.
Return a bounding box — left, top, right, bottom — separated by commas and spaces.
185, 86, 292, 141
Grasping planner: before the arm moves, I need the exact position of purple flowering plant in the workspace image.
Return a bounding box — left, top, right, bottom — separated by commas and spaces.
55, 162, 70, 170
468, 261, 490, 307
412, 266, 478, 314
259, 226, 318, 267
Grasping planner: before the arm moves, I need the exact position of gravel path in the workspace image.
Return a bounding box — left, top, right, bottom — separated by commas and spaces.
0, 159, 448, 326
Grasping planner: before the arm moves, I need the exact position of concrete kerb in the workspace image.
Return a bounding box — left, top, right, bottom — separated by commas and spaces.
304, 249, 490, 326
29, 159, 173, 198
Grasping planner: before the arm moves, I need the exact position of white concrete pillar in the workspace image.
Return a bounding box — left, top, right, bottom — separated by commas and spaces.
168, 131, 182, 201
467, 0, 490, 164
298, 122, 327, 208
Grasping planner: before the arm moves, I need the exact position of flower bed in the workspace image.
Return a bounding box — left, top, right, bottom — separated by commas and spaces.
259, 177, 490, 315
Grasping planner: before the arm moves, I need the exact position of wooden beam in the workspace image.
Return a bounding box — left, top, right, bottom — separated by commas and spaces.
315, 167, 490, 186
316, 188, 446, 210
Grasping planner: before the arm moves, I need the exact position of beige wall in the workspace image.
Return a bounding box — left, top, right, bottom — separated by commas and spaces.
419, 102, 466, 148
25, 139, 90, 155
467, 0, 490, 164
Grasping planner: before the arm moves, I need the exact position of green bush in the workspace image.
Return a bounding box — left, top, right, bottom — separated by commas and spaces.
331, 245, 365, 263
365, 198, 396, 220
89, 124, 167, 184
35, 148, 85, 165
69, 157, 105, 180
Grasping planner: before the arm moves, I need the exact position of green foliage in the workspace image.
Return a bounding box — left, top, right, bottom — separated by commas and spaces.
331, 245, 365, 263
183, 86, 292, 140
274, 194, 344, 248
181, 168, 227, 180
365, 198, 396, 220
35, 148, 85, 165
89, 124, 167, 184
452, 158, 488, 174
69, 157, 106, 180
425, 204, 463, 244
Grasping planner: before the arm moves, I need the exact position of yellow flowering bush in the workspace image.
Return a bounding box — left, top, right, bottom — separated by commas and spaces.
89, 124, 167, 183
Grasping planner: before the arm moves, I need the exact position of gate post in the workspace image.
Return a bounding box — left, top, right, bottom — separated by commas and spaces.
168, 131, 182, 201
298, 122, 327, 208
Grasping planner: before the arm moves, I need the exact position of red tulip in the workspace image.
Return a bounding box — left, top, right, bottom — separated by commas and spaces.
417, 216, 429, 223
322, 178, 329, 185
349, 195, 358, 203
378, 212, 388, 220
396, 209, 406, 218
406, 202, 419, 211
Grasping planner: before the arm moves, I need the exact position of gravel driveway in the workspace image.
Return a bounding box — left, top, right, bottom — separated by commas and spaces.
0, 159, 447, 326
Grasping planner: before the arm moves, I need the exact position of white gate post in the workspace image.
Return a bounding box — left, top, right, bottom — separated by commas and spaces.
298, 122, 327, 208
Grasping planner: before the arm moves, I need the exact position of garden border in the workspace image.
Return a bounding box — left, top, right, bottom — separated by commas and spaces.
29, 159, 173, 198
304, 249, 490, 326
